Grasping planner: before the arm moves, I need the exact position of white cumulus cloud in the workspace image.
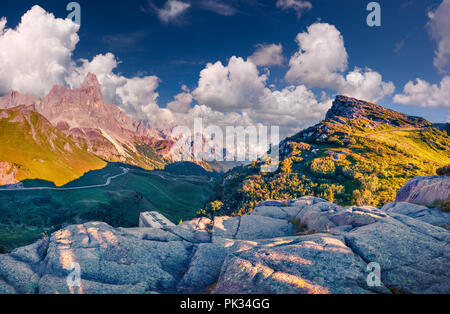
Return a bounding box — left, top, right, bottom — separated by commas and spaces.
337, 68, 395, 103
427, 0, 450, 73
254, 85, 332, 133
286, 22, 394, 103
249, 44, 284, 66
167, 86, 193, 113
192, 56, 268, 112
393, 76, 450, 108
190, 56, 330, 137
286, 23, 348, 88
0, 5, 79, 97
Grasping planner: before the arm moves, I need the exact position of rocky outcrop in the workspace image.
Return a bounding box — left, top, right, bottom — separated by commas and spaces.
382, 202, 450, 227
325, 96, 429, 127
1, 74, 173, 171
0, 196, 449, 294
0, 90, 39, 109
396, 176, 450, 207
289, 95, 431, 144
0, 162, 19, 186
36, 73, 173, 166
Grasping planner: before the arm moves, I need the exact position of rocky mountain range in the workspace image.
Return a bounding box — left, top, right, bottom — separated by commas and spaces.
0, 83, 449, 294
0, 73, 241, 186
0, 73, 173, 178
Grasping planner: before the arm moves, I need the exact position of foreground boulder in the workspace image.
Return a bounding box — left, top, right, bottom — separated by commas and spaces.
396, 176, 449, 207
382, 202, 450, 227
0, 197, 449, 294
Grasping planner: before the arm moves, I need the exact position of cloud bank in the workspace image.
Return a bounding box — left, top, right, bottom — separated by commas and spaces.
0, 6, 405, 138
394, 76, 450, 108
427, 0, 450, 73
394, 0, 450, 112
0, 6, 79, 97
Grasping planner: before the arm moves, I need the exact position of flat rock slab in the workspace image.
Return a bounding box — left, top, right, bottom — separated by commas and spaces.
0, 255, 39, 294
38, 275, 149, 294
1, 192, 450, 295
0, 222, 198, 294
0, 279, 16, 294
236, 215, 294, 240
382, 202, 450, 227
251, 206, 289, 220
213, 234, 388, 294
212, 216, 240, 240
344, 214, 450, 293
177, 242, 228, 293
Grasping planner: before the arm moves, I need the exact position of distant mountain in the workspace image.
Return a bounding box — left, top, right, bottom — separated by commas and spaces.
0, 90, 40, 109
0, 105, 106, 186
36, 73, 171, 169
432, 123, 450, 133
0, 74, 239, 186
0, 74, 172, 172
206, 95, 450, 216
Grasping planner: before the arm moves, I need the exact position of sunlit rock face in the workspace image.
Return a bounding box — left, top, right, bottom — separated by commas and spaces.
290, 95, 431, 144
0, 90, 39, 109
36, 73, 173, 164
0, 73, 174, 170
325, 96, 429, 127
395, 176, 450, 207
0, 162, 18, 186
1, 194, 449, 294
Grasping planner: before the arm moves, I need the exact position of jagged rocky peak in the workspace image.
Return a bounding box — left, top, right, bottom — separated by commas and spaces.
0, 90, 40, 109
41, 72, 105, 110
80, 72, 103, 103
326, 95, 430, 128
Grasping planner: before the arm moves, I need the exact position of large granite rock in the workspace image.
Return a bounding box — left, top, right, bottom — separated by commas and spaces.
382, 202, 450, 227
0, 196, 449, 294
214, 234, 389, 294
396, 176, 450, 206
344, 214, 450, 293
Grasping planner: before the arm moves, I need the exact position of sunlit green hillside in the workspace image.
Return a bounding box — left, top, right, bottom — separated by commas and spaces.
0, 106, 106, 186
203, 97, 450, 217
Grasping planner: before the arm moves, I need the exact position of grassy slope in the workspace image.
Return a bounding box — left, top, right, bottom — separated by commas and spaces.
0, 163, 214, 251
206, 125, 450, 216
0, 107, 106, 186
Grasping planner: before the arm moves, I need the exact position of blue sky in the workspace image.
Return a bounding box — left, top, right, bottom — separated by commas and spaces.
0, 0, 449, 134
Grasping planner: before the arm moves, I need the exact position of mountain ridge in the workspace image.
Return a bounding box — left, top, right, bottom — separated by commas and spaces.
288, 95, 431, 146
0, 105, 106, 186
0, 74, 174, 185
204, 95, 450, 216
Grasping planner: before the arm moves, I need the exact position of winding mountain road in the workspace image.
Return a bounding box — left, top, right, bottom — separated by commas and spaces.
0, 167, 130, 192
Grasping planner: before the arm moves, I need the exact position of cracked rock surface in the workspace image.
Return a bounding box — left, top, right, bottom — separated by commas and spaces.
0, 197, 449, 294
